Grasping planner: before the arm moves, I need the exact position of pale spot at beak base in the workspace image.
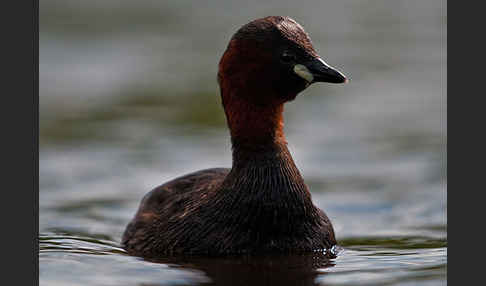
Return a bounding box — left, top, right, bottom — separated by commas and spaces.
293, 64, 314, 83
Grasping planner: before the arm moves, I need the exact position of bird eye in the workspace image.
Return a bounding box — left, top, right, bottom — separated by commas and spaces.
281, 51, 296, 63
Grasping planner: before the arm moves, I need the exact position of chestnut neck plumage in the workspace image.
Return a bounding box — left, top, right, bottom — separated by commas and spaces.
221, 89, 287, 163
227, 99, 285, 145
219, 87, 312, 206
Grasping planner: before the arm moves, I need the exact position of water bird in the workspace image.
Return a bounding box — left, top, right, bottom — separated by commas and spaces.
122, 16, 347, 257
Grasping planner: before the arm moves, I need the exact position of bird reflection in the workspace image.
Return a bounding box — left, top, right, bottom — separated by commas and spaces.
143, 252, 335, 286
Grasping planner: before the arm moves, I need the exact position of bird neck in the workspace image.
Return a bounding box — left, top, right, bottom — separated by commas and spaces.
219, 135, 314, 218
224, 97, 286, 146
221, 95, 309, 199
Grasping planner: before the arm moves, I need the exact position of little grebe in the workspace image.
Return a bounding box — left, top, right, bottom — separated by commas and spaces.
122, 16, 347, 257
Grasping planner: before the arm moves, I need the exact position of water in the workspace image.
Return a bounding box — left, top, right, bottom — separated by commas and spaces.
40, 0, 447, 285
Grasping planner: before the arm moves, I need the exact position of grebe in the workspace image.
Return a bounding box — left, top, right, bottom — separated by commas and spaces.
122, 16, 347, 257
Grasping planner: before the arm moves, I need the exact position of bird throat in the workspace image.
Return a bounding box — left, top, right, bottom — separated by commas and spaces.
221, 96, 311, 206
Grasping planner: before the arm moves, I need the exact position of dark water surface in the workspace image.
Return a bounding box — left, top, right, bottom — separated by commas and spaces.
40, 1, 446, 285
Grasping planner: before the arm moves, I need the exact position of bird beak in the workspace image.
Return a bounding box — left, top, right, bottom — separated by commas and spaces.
305, 57, 348, 84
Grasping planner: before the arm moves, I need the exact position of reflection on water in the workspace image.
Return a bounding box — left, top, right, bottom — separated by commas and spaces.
147, 253, 336, 286
40, 0, 446, 285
